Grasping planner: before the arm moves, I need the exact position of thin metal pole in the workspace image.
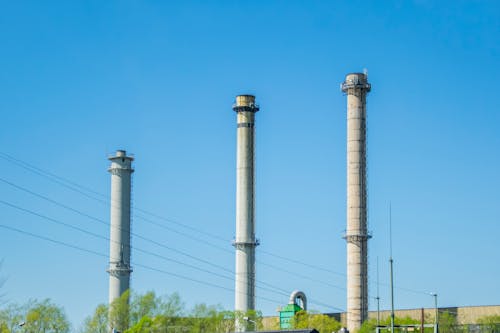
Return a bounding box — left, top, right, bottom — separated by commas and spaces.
390, 257, 395, 333
389, 204, 395, 333
434, 293, 438, 333
421, 308, 424, 333
377, 256, 380, 326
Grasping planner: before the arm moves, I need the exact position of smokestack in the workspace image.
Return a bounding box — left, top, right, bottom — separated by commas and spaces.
107, 150, 134, 306
233, 95, 260, 332
342, 73, 371, 331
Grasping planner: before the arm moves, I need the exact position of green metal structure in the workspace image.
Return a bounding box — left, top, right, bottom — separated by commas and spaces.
280, 303, 303, 329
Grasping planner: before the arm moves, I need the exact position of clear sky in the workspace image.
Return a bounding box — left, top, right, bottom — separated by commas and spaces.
0, 0, 499, 329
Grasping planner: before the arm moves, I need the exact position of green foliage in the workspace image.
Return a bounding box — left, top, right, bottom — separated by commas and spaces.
80, 304, 108, 333
477, 315, 500, 333
0, 303, 27, 333
0, 299, 70, 333
125, 316, 155, 333
185, 303, 225, 333
233, 309, 263, 332
109, 290, 130, 333
292, 310, 341, 333
130, 292, 159, 325
83, 291, 265, 333
265, 316, 281, 331
25, 299, 70, 333
129, 291, 184, 325
358, 318, 378, 333
358, 316, 423, 333
438, 311, 463, 333
477, 315, 500, 325
0, 322, 9, 333
158, 292, 184, 318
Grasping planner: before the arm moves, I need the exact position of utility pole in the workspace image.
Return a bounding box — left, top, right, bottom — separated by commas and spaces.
421, 308, 425, 333
376, 257, 380, 326
389, 204, 395, 333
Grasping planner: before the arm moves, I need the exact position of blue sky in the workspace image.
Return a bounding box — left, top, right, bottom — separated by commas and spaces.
0, 0, 499, 329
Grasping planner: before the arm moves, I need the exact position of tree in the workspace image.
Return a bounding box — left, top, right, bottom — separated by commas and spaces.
292, 310, 341, 333
25, 299, 70, 333
90, 291, 265, 333
118, 292, 185, 333
124, 316, 155, 333
438, 311, 463, 333
215, 310, 237, 333
80, 304, 108, 333
358, 318, 378, 333
109, 290, 130, 333
186, 303, 221, 333
477, 315, 500, 333
0, 299, 70, 333
130, 292, 161, 325
358, 316, 421, 333
232, 309, 263, 332
158, 292, 184, 319
0, 303, 27, 333
148, 292, 185, 333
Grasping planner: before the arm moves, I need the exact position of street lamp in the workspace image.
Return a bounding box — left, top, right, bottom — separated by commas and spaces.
243, 316, 257, 331
13, 321, 25, 333
430, 293, 438, 333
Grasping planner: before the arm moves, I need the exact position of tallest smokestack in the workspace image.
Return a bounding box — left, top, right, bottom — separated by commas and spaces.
233, 95, 260, 332
342, 73, 371, 331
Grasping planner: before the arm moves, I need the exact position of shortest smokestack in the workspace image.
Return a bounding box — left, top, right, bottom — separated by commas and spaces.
107, 150, 134, 306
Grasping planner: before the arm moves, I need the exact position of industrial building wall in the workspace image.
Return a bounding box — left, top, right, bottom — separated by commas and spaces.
365, 305, 500, 325
261, 305, 500, 330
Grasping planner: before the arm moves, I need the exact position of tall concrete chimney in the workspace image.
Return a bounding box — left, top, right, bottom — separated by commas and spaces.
107, 150, 134, 306
342, 73, 371, 331
232, 95, 260, 332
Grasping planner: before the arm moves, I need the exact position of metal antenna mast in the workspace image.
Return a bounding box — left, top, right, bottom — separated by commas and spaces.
389, 204, 395, 333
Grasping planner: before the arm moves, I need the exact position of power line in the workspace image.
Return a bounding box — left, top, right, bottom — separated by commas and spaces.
0, 152, 226, 242
0, 199, 264, 295
0, 152, 345, 277
0, 179, 233, 274
0, 223, 107, 258
0, 154, 348, 285
0, 152, 111, 206
0, 196, 340, 310
0, 172, 420, 312
369, 282, 430, 296
0, 153, 349, 312
0, 152, 417, 306
0, 177, 347, 308
0, 177, 108, 226
0, 175, 235, 265
260, 249, 346, 277
258, 260, 346, 292
0, 152, 419, 307
0, 203, 341, 311
0, 223, 341, 311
